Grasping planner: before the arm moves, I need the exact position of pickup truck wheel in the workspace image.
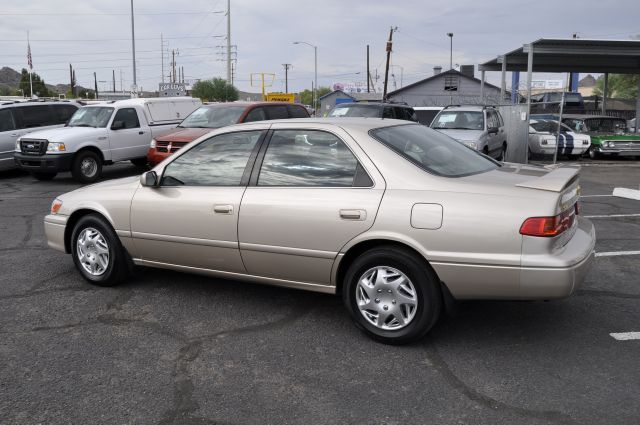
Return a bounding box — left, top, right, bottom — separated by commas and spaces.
497, 142, 507, 161
72, 151, 102, 183
71, 214, 129, 287
31, 172, 57, 181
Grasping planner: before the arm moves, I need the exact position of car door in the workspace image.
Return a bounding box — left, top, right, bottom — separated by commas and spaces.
108, 107, 149, 161
486, 110, 500, 154
0, 108, 22, 170
130, 128, 267, 272
238, 123, 385, 286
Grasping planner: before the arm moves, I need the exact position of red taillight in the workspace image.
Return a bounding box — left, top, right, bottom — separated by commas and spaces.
520, 207, 576, 237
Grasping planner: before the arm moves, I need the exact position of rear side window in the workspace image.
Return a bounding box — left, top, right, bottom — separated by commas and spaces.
53, 105, 78, 124
266, 105, 289, 120
16, 105, 55, 128
382, 107, 394, 119
258, 130, 364, 187
287, 105, 309, 118
0, 109, 16, 132
371, 124, 498, 177
243, 107, 267, 123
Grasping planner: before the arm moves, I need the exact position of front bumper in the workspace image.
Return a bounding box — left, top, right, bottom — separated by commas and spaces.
14, 152, 74, 173
593, 145, 640, 156
44, 214, 69, 253
147, 147, 173, 166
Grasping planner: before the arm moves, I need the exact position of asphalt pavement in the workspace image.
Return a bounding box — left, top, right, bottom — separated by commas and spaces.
1, 159, 639, 425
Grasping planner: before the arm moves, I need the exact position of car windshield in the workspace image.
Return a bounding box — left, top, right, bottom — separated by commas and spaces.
68, 107, 114, 128
584, 118, 627, 133
329, 105, 380, 118
370, 124, 498, 177
431, 111, 484, 130
531, 120, 572, 133
179, 106, 246, 128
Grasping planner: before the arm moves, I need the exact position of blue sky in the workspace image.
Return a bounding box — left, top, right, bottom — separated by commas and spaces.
1, 0, 638, 93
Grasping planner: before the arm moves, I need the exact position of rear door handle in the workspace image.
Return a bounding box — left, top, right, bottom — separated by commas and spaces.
139, 131, 145, 135
213, 204, 233, 214
340, 209, 366, 220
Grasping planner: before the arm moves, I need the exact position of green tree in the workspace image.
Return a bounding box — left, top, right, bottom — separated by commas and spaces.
19, 68, 51, 98
191, 78, 238, 102
593, 74, 639, 99
298, 86, 331, 107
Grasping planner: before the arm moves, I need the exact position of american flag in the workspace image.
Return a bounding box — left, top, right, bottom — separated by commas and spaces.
27, 42, 33, 70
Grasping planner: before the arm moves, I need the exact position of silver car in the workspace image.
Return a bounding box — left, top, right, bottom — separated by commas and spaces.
44, 118, 595, 344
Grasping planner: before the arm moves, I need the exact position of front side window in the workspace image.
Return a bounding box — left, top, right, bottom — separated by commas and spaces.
112, 108, 140, 129
288, 105, 309, 118
584, 118, 626, 133
179, 106, 246, 128
161, 131, 262, 186
328, 104, 380, 118
16, 105, 55, 128
266, 105, 289, 120
243, 107, 266, 123
54, 105, 78, 124
431, 111, 484, 130
258, 130, 361, 187
68, 107, 114, 128
371, 124, 498, 177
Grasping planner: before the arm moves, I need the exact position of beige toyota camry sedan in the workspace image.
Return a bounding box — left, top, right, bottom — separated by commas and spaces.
44, 118, 595, 344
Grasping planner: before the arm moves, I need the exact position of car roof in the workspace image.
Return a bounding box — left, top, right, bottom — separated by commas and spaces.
0, 100, 80, 109
201, 101, 306, 108
227, 117, 415, 131
333, 102, 412, 108
441, 105, 489, 111
562, 114, 623, 120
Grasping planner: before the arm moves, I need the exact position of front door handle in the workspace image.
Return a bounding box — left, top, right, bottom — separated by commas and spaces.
340, 209, 366, 220
139, 131, 145, 135
213, 204, 233, 214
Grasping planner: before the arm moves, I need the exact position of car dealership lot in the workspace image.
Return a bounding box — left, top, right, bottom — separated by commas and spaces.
1, 159, 639, 424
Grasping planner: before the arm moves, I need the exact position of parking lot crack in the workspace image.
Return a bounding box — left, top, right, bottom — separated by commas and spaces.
425, 341, 578, 424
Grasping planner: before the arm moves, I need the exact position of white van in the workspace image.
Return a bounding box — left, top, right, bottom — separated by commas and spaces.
14, 97, 201, 182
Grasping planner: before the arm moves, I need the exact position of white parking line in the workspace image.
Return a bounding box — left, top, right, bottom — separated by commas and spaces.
585, 213, 640, 219
595, 251, 640, 257
580, 194, 613, 198
613, 187, 640, 201
610, 332, 640, 341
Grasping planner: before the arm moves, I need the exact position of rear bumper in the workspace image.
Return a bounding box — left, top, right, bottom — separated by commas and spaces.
44, 214, 69, 253
14, 152, 74, 173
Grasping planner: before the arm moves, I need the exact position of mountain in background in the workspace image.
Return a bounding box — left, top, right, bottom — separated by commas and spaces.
0, 66, 90, 95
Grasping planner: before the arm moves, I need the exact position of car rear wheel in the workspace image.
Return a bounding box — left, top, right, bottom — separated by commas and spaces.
343, 246, 442, 345
498, 142, 507, 161
71, 150, 102, 183
31, 172, 57, 181
130, 157, 148, 168
71, 214, 129, 287
588, 148, 601, 159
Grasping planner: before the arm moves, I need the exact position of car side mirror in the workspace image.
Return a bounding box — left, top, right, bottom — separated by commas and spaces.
111, 120, 125, 130
140, 171, 158, 187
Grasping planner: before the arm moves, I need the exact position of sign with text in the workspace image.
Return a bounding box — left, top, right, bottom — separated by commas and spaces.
266, 93, 295, 103
159, 83, 186, 97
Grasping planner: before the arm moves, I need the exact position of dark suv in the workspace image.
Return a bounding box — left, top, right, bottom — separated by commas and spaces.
327, 102, 418, 122
148, 101, 310, 165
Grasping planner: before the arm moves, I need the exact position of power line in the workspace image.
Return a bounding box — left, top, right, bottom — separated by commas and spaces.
0, 11, 224, 16
0, 35, 225, 42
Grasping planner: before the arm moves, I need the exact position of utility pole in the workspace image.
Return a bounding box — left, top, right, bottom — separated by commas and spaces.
120, 69, 123, 92
161, 33, 164, 83
130, 0, 137, 97
447, 33, 453, 70
282, 63, 291, 92
171, 49, 178, 83
226, 0, 231, 83
94, 72, 98, 99
112, 69, 116, 92
382, 26, 396, 102
367, 44, 370, 93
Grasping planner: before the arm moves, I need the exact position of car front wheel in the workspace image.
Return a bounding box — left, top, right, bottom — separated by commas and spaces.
343, 246, 442, 345
71, 150, 102, 183
71, 214, 129, 286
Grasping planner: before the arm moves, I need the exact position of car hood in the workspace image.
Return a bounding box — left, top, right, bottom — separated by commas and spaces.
434, 129, 484, 142
21, 126, 105, 142
155, 127, 215, 142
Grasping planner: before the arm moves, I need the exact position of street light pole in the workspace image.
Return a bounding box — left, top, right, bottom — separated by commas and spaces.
447, 33, 453, 70
293, 41, 318, 113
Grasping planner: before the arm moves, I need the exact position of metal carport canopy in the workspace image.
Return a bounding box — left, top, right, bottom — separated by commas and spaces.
478, 38, 640, 73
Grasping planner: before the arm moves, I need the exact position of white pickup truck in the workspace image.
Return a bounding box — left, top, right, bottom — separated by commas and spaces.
14, 97, 201, 183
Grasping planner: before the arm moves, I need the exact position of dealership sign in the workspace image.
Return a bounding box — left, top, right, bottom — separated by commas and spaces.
266, 93, 295, 103
159, 83, 187, 97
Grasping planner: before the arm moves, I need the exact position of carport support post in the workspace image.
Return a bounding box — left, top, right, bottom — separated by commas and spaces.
500, 55, 506, 103
525, 43, 534, 165
602, 73, 609, 114
480, 70, 485, 104
636, 78, 640, 134
553, 91, 566, 165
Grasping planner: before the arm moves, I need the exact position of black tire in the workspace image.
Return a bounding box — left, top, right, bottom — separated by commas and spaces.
70, 214, 129, 287
130, 157, 149, 168
588, 148, 601, 159
31, 171, 57, 181
482, 146, 489, 156
342, 246, 442, 345
71, 150, 102, 183
498, 142, 507, 161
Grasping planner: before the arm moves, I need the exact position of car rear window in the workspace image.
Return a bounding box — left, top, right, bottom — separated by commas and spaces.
370, 124, 498, 177
180, 105, 246, 128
